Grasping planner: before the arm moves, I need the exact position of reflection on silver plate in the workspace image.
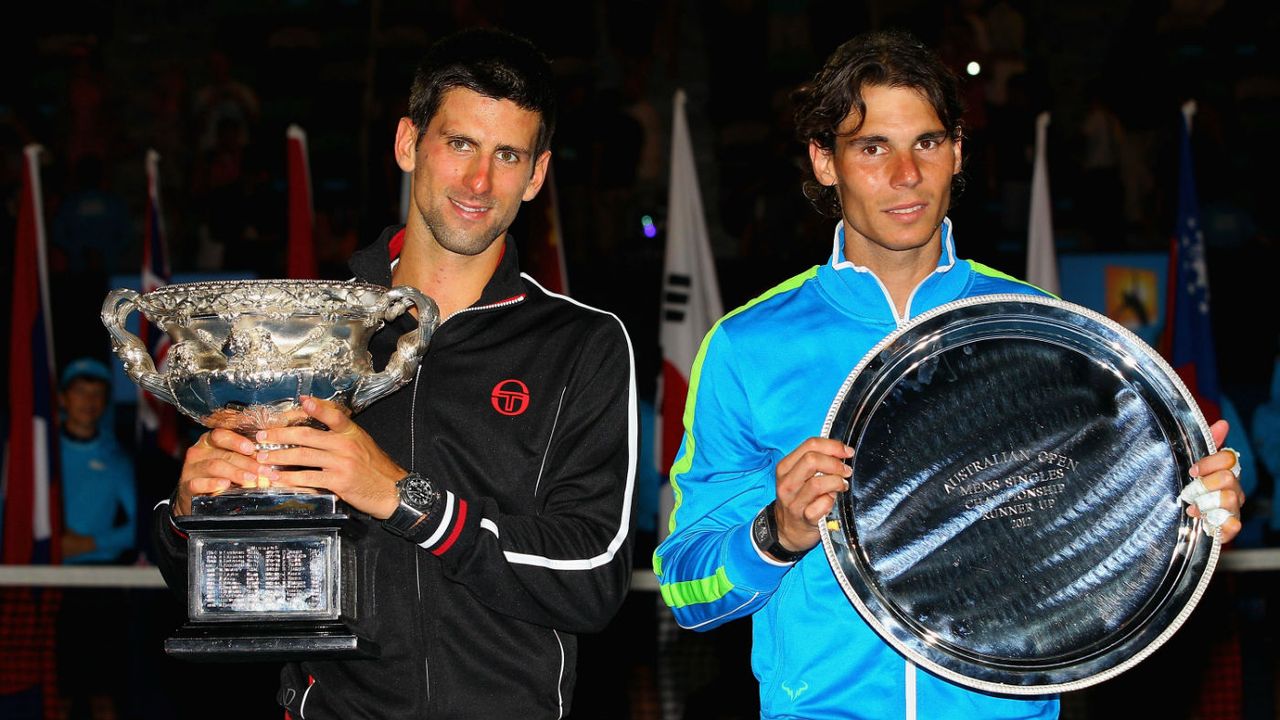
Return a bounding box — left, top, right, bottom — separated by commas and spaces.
819, 294, 1218, 695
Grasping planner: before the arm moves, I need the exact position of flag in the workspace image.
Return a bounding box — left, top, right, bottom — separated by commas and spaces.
0, 143, 63, 712
1159, 101, 1220, 424
1026, 111, 1059, 295
657, 89, 723, 541
1161, 100, 1236, 720
523, 161, 570, 295
137, 149, 181, 459
287, 124, 318, 279
3, 144, 61, 566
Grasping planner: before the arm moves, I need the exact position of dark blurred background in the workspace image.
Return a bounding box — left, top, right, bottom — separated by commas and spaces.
3, 0, 1277, 388
3, 1, 1279, 718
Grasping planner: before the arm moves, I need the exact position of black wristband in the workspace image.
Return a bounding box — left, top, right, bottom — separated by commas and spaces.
752, 500, 810, 564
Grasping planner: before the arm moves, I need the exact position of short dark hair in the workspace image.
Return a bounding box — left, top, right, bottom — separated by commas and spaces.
792, 30, 966, 218
408, 27, 557, 157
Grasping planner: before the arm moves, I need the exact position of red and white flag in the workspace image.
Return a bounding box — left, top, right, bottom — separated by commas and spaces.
657, 89, 723, 540
0, 144, 63, 711
523, 160, 569, 295
3, 144, 62, 566
287, 124, 318, 279
137, 149, 181, 458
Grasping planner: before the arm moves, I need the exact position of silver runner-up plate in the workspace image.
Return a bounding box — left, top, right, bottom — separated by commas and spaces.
819, 294, 1219, 695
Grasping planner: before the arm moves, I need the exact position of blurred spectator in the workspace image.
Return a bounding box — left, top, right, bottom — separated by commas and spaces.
65, 42, 109, 170
1078, 90, 1126, 248
1218, 394, 1261, 546
50, 154, 133, 365
982, 0, 1026, 108
50, 154, 132, 278
192, 116, 277, 275
1252, 344, 1280, 538
56, 357, 137, 720
58, 357, 136, 565
983, 72, 1036, 241
192, 50, 260, 155
938, 0, 991, 134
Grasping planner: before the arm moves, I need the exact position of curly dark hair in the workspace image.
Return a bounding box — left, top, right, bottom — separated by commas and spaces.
407, 27, 557, 157
792, 30, 966, 218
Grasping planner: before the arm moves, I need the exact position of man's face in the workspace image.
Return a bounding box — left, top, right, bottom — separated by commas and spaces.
61, 378, 108, 431
809, 84, 962, 263
395, 87, 550, 257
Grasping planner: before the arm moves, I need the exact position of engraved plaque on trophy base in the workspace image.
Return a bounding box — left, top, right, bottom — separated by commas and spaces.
164, 489, 379, 662
103, 279, 439, 662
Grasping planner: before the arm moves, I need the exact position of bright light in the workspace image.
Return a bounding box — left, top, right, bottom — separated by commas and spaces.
641, 214, 657, 238
966, 61, 981, 76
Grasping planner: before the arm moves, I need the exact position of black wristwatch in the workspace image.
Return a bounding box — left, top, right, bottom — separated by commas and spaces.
751, 500, 810, 563
382, 472, 441, 542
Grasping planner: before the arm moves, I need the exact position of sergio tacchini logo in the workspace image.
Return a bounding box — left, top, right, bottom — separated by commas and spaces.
490, 379, 530, 416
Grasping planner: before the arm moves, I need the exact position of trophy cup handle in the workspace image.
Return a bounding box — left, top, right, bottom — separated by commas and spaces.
101, 288, 177, 406
351, 286, 440, 413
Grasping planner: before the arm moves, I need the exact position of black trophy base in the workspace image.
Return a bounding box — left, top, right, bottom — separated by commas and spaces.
165, 621, 379, 662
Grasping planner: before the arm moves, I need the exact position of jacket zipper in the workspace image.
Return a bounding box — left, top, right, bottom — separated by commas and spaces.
438, 294, 526, 326
407, 293, 525, 714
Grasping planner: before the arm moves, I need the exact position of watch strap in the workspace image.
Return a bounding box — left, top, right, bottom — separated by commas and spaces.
383, 502, 431, 542
755, 500, 810, 564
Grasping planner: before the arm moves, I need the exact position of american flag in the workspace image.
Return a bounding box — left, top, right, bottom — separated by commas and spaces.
137, 149, 181, 457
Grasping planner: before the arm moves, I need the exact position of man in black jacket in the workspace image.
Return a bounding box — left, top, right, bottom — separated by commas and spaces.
155, 28, 637, 718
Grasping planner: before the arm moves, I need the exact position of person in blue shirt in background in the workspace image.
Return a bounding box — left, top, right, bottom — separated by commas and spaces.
58, 357, 136, 565
56, 356, 136, 720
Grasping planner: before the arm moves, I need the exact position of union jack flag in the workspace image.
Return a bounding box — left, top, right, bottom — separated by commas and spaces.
137, 149, 181, 457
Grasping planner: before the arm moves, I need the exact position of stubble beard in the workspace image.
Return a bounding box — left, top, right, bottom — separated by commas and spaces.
418, 203, 505, 257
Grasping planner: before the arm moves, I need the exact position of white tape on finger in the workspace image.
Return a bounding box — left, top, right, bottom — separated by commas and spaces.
1178, 478, 1209, 505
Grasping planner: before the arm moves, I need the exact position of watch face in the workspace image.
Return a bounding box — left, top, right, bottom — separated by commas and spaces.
399, 475, 438, 511
752, 511, 771, 547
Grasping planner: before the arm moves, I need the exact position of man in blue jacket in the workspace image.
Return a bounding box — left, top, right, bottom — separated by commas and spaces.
654, 30, 1245, 719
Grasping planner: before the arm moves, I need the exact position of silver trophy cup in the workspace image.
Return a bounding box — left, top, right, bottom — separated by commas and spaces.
103, 279, 439, 660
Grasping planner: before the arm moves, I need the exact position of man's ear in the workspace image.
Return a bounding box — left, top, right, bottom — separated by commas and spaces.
808, 140, 836, 187
522, 150, 551, 202
951, 133, 963, 175
394, 117, 418, 173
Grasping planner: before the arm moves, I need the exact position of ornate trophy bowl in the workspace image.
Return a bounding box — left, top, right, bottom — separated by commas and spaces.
819, 294, 1216, 695
103, 279, 439, 661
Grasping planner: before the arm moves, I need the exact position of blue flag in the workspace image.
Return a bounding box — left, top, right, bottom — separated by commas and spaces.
1160, 104, 1221, 423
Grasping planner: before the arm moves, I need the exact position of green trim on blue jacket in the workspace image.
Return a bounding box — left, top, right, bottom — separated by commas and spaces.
654, 219, 1059, 720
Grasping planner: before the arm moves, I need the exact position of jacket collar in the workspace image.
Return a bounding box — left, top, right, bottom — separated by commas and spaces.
816, 217, 968, 326
348, 225, 528, 309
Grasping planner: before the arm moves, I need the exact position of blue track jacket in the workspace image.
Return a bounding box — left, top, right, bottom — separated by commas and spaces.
655, 220, 1060, 720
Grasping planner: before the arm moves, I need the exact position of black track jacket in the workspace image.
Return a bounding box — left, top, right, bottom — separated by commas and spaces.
154, 227, 638, 718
